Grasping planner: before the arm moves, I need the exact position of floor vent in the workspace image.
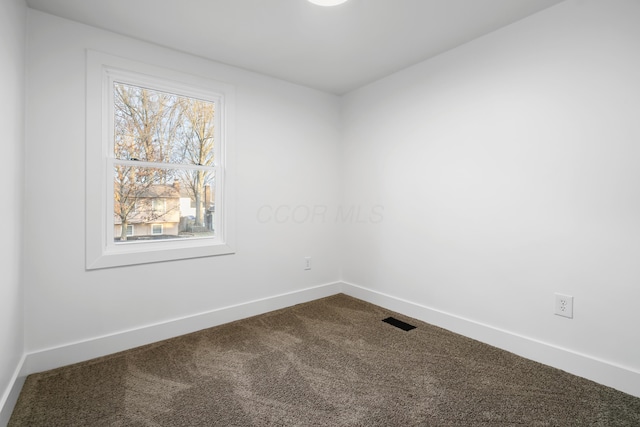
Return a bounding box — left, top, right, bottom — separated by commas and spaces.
382, 317, 416, 331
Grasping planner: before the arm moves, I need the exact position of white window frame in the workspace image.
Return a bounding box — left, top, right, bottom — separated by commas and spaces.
151, 224, 163, 235
86, 51, 235, 269
126, 224, 134, 236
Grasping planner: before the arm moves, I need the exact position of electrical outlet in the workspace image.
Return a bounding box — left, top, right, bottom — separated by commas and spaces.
555, 293, 573, 318
304, 257, 311, 270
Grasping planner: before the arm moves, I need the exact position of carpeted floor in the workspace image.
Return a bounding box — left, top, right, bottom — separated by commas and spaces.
9, 294, 640, 426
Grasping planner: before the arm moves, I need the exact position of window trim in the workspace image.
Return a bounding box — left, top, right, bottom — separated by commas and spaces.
151, 224, 163, 235
86, 50, 235, 270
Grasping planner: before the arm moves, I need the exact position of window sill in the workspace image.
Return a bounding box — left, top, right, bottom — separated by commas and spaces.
86, 238, 235, 270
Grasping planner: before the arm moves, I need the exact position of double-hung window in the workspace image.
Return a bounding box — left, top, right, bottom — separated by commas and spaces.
86, 51, 235, 269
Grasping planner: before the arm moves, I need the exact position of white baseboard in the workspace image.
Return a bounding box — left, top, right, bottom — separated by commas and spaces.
21, 281, 342, 377
0, 354, 26, 427
340, 281, 640, 399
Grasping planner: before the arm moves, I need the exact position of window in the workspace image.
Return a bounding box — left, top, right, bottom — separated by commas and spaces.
152, 199, 166, 215
86, 51, 235, 269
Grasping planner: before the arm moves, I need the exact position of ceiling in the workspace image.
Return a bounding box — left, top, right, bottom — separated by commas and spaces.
25, 0, 565, 94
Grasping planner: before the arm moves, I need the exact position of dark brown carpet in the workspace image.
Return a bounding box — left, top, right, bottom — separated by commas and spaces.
9, 294, 640, 426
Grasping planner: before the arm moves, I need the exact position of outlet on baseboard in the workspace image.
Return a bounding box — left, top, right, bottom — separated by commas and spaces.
555, 293, 573, 318
304, 257, 311, 270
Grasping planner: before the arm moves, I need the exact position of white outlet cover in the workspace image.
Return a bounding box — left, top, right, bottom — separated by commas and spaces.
555, 293, 574, 319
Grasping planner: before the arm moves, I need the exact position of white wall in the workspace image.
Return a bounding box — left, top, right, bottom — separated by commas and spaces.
342, 0, 640, 394
0, 0, 26, 419
24, 10, 342, 359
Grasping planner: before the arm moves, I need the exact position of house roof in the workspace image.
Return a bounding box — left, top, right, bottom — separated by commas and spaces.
179, 187, 192, 198
139, 184, 180, 199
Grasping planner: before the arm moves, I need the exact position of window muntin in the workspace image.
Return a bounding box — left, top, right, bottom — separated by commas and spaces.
86, 51, 235, 269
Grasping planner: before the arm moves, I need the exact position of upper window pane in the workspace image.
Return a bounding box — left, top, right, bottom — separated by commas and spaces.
114, 82, 216, 167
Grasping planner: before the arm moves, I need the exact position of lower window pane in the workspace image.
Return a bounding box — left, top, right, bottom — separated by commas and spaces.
114, 165, 216, 243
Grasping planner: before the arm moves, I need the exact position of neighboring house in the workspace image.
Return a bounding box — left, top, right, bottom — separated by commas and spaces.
114, 183, 181, 239
178, 184, 215, 233
178, 186, 196, 219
